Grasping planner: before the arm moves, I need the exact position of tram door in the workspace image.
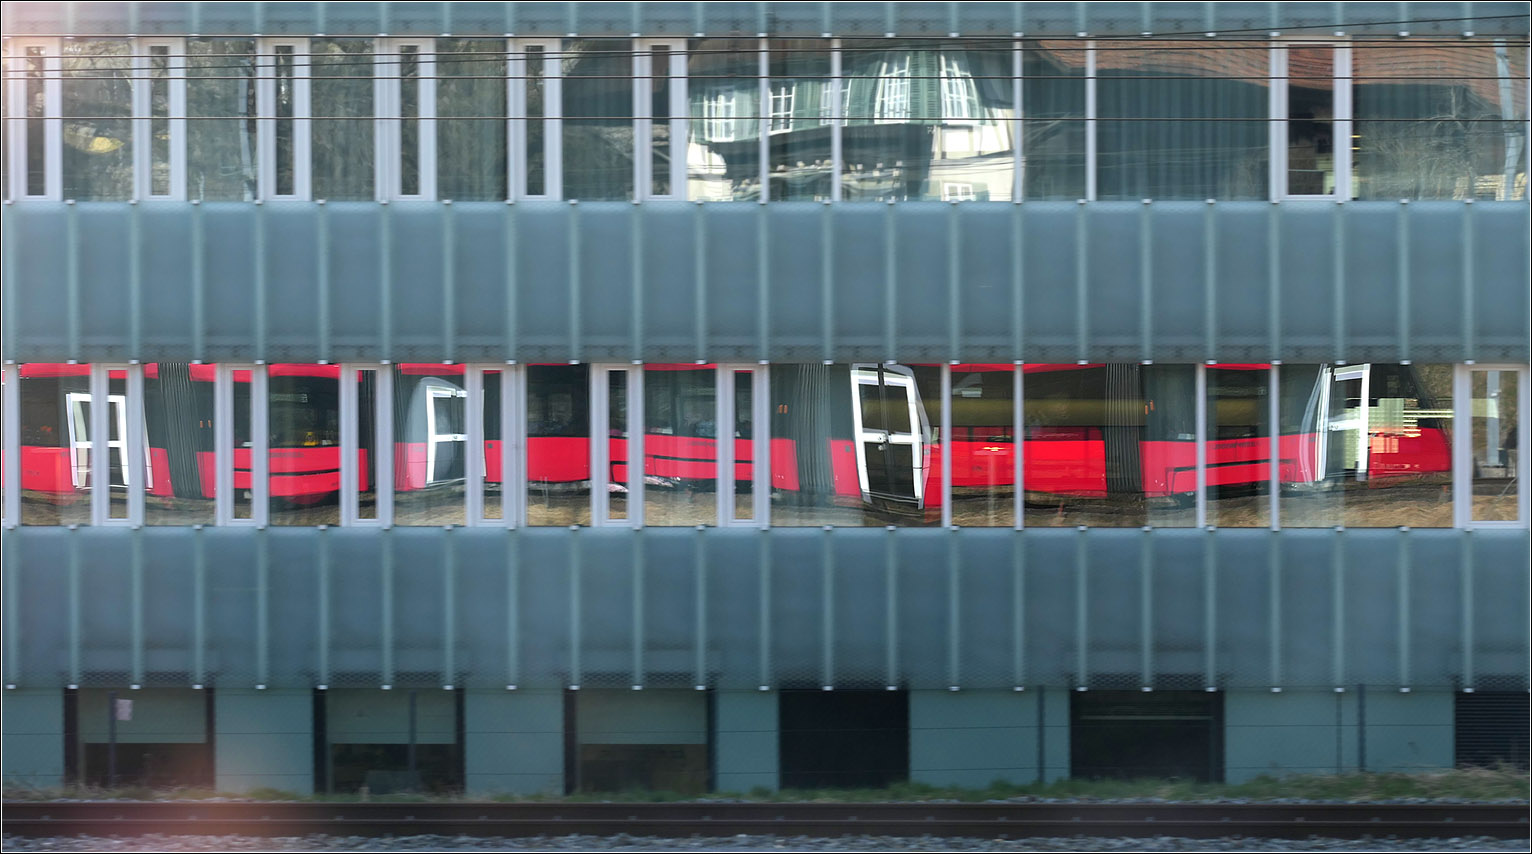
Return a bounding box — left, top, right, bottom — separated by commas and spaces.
65, 392, 133, 490
423, 380, 467, 484
850, 365, 929, 507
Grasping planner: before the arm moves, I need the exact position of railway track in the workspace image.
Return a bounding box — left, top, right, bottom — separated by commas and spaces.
3, 801, 1528, 841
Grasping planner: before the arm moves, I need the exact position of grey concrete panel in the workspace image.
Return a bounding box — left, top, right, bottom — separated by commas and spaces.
713, 689, 779, 792
215, 688, 314, 794
7, 201, 1530, 363
4, 527, 1528, 693
463, 690, 565, 795
1, 689, 65, 787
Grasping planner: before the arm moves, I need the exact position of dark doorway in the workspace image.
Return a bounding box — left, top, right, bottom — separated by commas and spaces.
779, 689, 909, 789
1071, 691, 1224, 781
1456, 692, 1530, 770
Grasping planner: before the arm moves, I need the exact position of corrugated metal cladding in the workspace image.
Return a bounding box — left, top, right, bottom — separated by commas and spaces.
3, 1, 1526, 37
3, 526, 1528, 692
4, 201, 1528, 365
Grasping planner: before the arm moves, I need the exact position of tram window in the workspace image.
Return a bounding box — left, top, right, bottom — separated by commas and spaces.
526, 365, 591, 526
437, 39, 508, 201
768, 363, 939, 527
19, 364, 95, 525
1470, 369, 1520, 523
61, 40, 133, 200
187, 40, 259, 201
1022, 41, 1086, 201
311, 39, 375, 201
478, 369, 503, 520
268, 365, 341, 526
392, 365, 467, 526
1022, 364, 1197, 528
563, 39, 635, 201
1279, 363, 1453, 527
1205, 366, 1271, 527
643, 365, 716, 526
138, 364, 216, 526
948, 365, 1015, 527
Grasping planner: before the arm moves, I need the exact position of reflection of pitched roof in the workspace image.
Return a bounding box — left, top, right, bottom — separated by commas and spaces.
1034, 40, 1527, 111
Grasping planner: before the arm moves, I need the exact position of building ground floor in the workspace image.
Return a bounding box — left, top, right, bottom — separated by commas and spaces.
3, 687, 1525, 795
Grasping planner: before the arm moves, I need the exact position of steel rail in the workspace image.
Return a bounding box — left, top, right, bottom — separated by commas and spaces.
3, 801, 1528, 840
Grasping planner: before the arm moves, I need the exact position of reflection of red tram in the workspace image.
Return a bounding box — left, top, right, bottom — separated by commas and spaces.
16, 362, 1452, 512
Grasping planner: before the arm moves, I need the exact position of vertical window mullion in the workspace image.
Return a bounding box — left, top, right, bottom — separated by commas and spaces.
1334, 44, 1353, 200
134, 39, 182, 199
716, 367, 735, 526
250, 365, 270, 526
628, 365, 645, 528
1518, 369, 1530, 526
89, 365, 109, 526
669, 46, 687, 197
259, 39, 310, 200
829, 38, 842, 202
633, 44, 650, 198
1013, 363, 1024, 530
1084, 40, 1097, 201
753, 364, 770, 528
1268, 362, 1281, 531
504, 363, 522, 527
417, 43, 437, 200
375, 365, 395, 526
940, 364, 953, 528
131, 46, 151, 199
166, 39, 186, 199
507, 40, 524, 198
1269, 45, 1286, 200
374, 41, 397, 200
2, 364, 18, 526
1452, 364, 1471, 527
126, 363, 145, 525
339, 364, 364, 525
1195, 363, 1208, 528
544, 43, 562, 200
10, 39, 61, 200
590, 366, 611, 526
465, 366, 485, 525
1013, 39, 1023, 202
214, 364, 233, 525
758, 39, 770, 202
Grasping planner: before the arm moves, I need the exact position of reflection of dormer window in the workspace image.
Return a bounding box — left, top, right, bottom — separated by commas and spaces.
939, 53, 979, 124
875, 55, 910, 122
770, 83, 796, 132
705, 90, 736, 142
819, 78, 851, 126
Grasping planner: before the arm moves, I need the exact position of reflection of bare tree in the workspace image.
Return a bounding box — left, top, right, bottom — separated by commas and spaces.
1358, 86, 1502, 199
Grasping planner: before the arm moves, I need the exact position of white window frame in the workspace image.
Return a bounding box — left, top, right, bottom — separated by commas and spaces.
873, 53, 911, 123
769, 82, 796, 133
81, 363, 144, 526
215, 363, 268, 526
134, 38, 186, 200
376, 38, 436, 200
591, 364, 643, 527
634, 38, 686, 199
1, 364, 18, 527
1271, 41, 1353, 200
6, 38, 62, 200
339, 364, 389, 526
465, 364, 524, 527
256, 38, 311, 200
939, 52, 978, 125
510, 38, 559, 199
717, 364, 770, 527
1454, 363, 1529, 528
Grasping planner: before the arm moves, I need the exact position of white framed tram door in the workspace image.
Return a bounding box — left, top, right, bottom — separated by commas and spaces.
850, 364, 930, 512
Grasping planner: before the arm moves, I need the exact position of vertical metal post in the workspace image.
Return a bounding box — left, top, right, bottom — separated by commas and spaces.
758, 528, 772, 688
3, 364, 20, 525
885, 528, 899, 689
1203, 200, 1216, 361
407, 690, 418, 779
1397, 530, 1411, 689
821, 526, 834, 689
884, 203, 897, 363
694, 526, 707, 690
757, 205, 770, 363
67, 201, 79, 357
633, 529, 645, 689
1012, 533, 1026, 688
1268, 363, 1280, 529
715, 371, 733, 526
1396, 203, 1410, 363
375, 366, 394, 526
948, 206, 961, 363
317, 526, 330, 687
250, 366, 270, 526
569, 527, 581, 689
568, 204, 581, 364
829, 38, 842, 202
130, 529, 144, 687
1461, 532, 1474, 691
1204, 528, 1217, 691
464, 369, 484, 525
444, 528, 456, 686
89, 365, 108, 526
255, 204, 268, 362
318, 202, 330, 362
256, 526, 269, 687
1269, 532, 1282, 689
129, 203, 142, 358
1014, 365, 1025, 530
1011, 203, 1025, 361
107, 691, 119, 789
381, 527, 394, 687
1075, 527, 1087, 689
193, 526, 206, 687
1195, 364, 1208, 528
126, 364, 145, 525
1140, 528, 1153, 690
1267, 199, 1282, 361
1140, 201, 1153, 362
1332, 202, 1346, 364
1074, 201, 1088, 364
695, 202, 707, 363
821, 203, 834, 364
1332, 528, 1345, 691
506, 528, 519, 688
947, 527, 960, 689
505, 204, 518, 360
940, 365, 953, 528
1083, 42, 1096, 201
754, 366, 771, 528
1013, 39, 1024, 202
758, 39, 770, 203
630, 204, 643, 363
68, 532, 81, 686
380, 204, 393, 360
192, 202, 205, 360
444, 202, 457, 363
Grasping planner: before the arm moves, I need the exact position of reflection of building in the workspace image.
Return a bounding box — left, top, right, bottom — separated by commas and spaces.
2, 2, 1529, 797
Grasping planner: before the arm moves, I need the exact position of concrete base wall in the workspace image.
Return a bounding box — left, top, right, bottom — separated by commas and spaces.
713, 690, 778, 793
463, 690, 564, 795
214, 689, 314, 795
910, 689, 1069, 788
1224, 689, 1453, 783
2, 690, 64, 788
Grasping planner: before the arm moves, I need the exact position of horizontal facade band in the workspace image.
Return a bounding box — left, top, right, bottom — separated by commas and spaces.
3, 1, 1529, 38
3, 200, 1528, 364
2, 525, 1527, 692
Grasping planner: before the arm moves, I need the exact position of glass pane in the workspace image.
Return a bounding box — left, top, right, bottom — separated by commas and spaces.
650, 46, 672, 196
769, 39, 833, 201
607, 370, 629, 521
1279, 364, 1453, 527
1023, 41, 1085, 200
1022, 364, 1197, 527
399, 46, 420, 196
148, 46, 171, 196
949, 365, 1015, 526
62, 39, 133, 200
1287, 46, 1336, 195
480, 370, 503, 520
1354, 42, 1528, 201
232, 370, 253, 519
1205, 365, 1270, 527
187, 39, 258, 200
393, 365, 467, 526
525, 45, 546, 195
106, 371, 129, 520
25, 46, 47, 195
527, 365, 590, 525
643, 365, 715, 525
686, 38, 760, 201
437, 39, 508, 200
269, 365, 340, 526
769, 364, 939, 526
19, 364, 94, 525
354, 368, 378, 520
1471, 370, 1520, 522
841, 39, 1015, 201
563, 39, 634, 201
312, 39, 375, 201
274, 45, 295, 196
141, 363, 216, 525
732, 370, 755, 520
1096, 42, 1268, 200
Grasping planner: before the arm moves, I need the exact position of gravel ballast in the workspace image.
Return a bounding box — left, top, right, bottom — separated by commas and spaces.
4, 834, 1529, 852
